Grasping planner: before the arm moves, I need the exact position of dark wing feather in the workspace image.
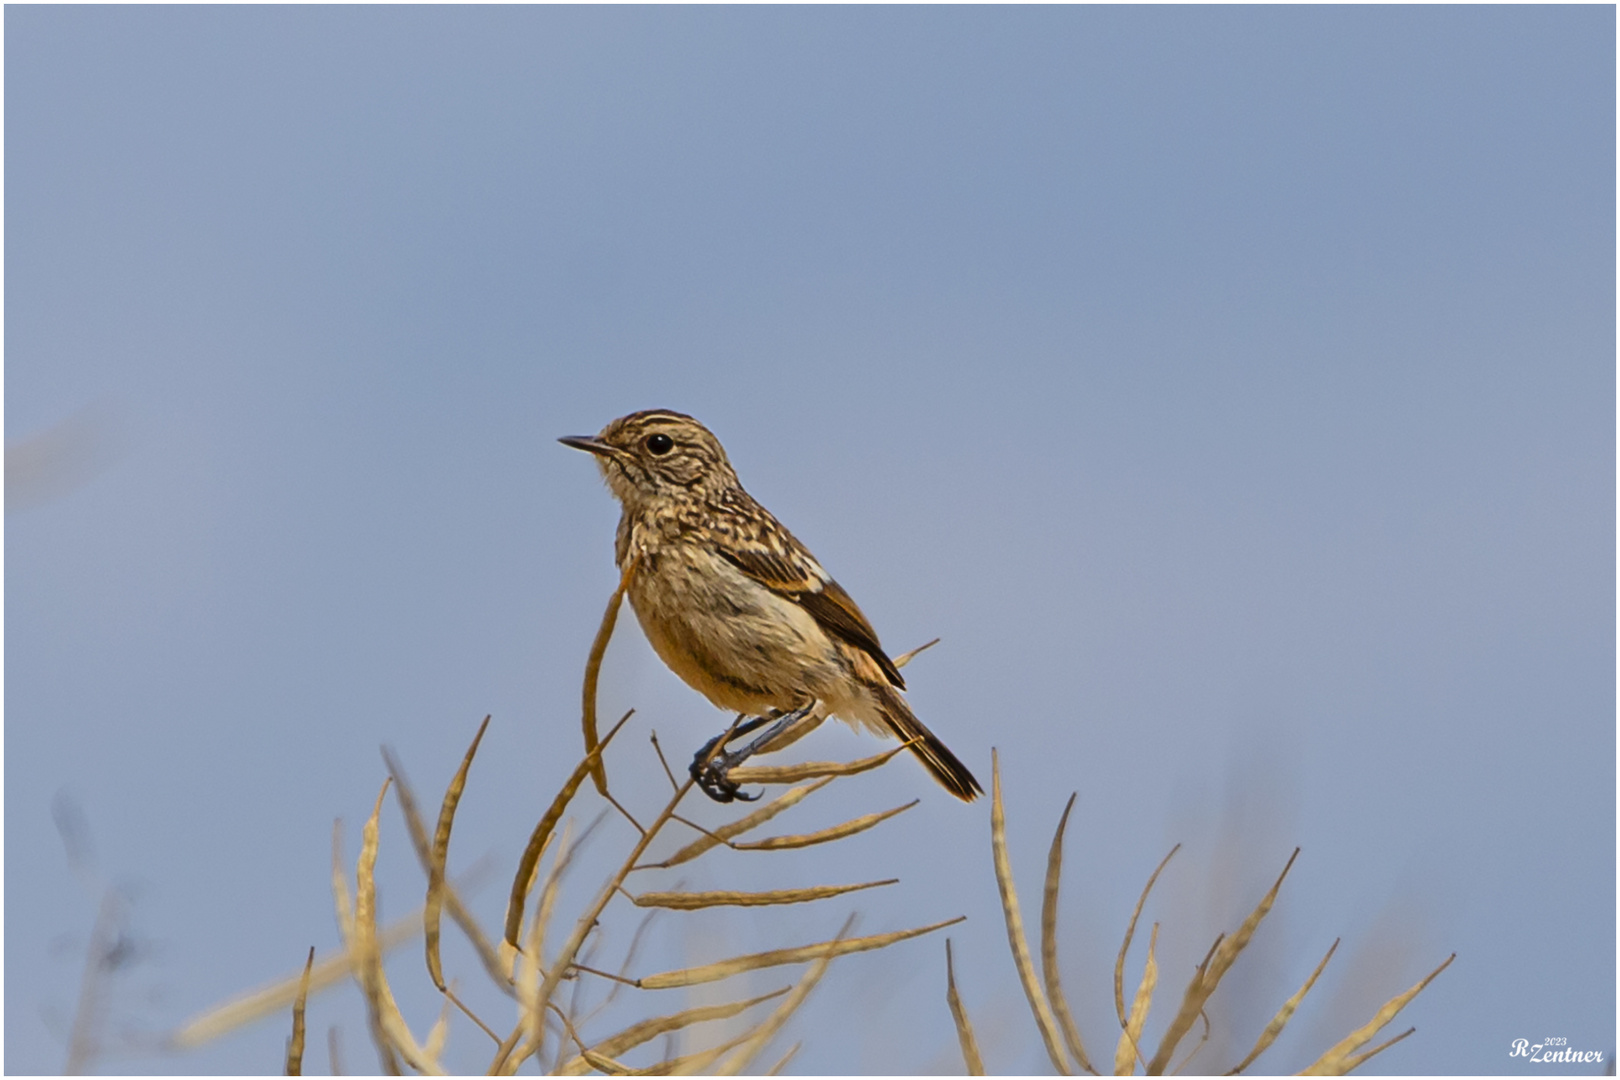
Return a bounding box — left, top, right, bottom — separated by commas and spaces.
716, 529, 907, 690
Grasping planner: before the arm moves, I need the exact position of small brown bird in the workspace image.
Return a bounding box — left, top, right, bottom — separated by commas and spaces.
561, 409, 981, 802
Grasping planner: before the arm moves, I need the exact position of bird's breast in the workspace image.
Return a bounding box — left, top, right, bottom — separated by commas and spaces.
626, 542, 842, 715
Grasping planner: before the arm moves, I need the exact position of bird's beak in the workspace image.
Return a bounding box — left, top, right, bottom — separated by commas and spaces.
559, 435, 613, 457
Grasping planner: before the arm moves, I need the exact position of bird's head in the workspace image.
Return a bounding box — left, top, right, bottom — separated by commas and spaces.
560, 410, 740, 510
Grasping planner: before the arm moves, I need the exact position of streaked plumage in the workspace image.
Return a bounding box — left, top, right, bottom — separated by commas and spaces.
561, 409, 981, 801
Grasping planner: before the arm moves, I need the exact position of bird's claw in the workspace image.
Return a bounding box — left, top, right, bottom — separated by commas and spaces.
690, 747, 760, 803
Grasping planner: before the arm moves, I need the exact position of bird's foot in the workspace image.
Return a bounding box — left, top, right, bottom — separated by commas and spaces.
689, 704, 818, 804
689, 741, 761, 803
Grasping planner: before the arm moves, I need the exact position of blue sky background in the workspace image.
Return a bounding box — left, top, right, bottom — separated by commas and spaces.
6, 6, 1613, 1075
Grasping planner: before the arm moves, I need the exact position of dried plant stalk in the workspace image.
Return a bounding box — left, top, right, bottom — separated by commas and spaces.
422, 715, 489, 991
1339, 1026, 1416, 1073
171, 909, 421, 1048
555, 989, 790, 1075
1225, 939, 1339, 1075
383, 750, 512, 996
732, 800, 916, 850
1116, 844, 1179, 1027
498, 780, 700, 1074
285, 947, 314, 1076
638, 916, 963, 990
945, 940, 985, 1076
1300, 953, 1454, 1075
64, 888, 127, 1075
726, 744, 908, 785
1143, 849, 1299, 1075
423, 997, 452, 1063
583, 558, 639, 795
652, 776, 835, 868
891, 638, 940, 668
764, 1041, 802, 1075
581, 1047, 632, 1074
1042, 793, 1096, 1075
1114, 923, 1158, 1075
504, 710, 633, 951
632, 880, 896, 910
712, 917, 852, 1076
989, 750, 1073, 1074
653, 1027, 761, 1076
352, 780, 442, 1076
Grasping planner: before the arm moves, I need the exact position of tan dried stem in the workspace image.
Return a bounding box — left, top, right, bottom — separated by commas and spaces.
650, 775, 836, 868
554, 989, 790, 1075
1042, 792, 1097, 1074
1116, 843, 1180, 1027
1339, 1026, 1416, 1073
990, 749, 1073, 1074
350, 779, 442, 1075
1143, 848, 1300, 1075
285, 947, 314, 1076
504, 709, 634, 952
420, 715, 490, 991
764, 1041, 802, 1075
945, 939, 986, 1076
383, 747, 512, 996
733, 800, 917, 850
63, 888, 126, 1075
1300, 953, 1454, 1075
1114, 923, 1158, 1075
172, 881, 431, 1048
495, 777, 700, 1074
1224, 938, 1339, 1075
632, 879, 896, 910
639, 916, 962, 990
712, 916, 854, 1075
583, 557, 640, 795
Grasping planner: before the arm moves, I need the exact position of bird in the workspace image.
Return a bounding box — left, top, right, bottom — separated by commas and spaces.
560, 409, 981, 803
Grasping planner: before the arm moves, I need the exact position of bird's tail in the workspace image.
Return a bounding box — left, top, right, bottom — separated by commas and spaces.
870, 682, 982, 802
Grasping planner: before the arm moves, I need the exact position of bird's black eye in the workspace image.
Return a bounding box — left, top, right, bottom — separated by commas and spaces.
645, 433, 674, 455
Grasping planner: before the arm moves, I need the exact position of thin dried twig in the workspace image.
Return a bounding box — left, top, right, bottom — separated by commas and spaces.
892, 638, 941, 668
632, 880, 896, 910
424, 715, 490, 991
639, 916, 963, 990
650, 776, 836, 868
63, 889, 127, 1075
1300, 954, 1454, 1075
583, 557, 639, 795
494, 777, 700, 1074
764, 1041, 802, 1076
945, 939, 985, 1076
504, 710, 634, 952
712, 917, 854, 1075
1114, 923, 1158, 1075
383, 750, 511, 996
1116, 844, 1180, 1027
989, 749, 1072, 1074
1225, 939, 1339, 1075
554, 990, 790, 1075
1042, 793, 1096, 1075
171, 895, 442, 1048
423, 996, 452, 1065
351, 780, 442, 1075
1340, 1026, 1416, 1073
1143, 849, 1300, 1075
284, 947, 315, 1076
732, 800, 916, 850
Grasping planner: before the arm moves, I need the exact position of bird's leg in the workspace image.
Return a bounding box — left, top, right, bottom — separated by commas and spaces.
691, 703, 818, 803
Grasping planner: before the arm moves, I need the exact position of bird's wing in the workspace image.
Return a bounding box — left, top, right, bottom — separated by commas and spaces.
716, 514, 906, 690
